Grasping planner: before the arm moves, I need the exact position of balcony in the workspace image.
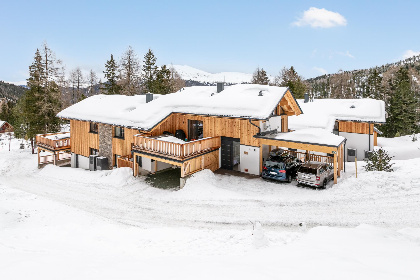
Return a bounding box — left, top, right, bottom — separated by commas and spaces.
133, 135, 221, 161
36, 132, 71, 151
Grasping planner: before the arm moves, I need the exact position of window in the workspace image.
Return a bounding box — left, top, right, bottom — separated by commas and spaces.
188, 120, 203, 141
114, 126, 125, 139
90, 148, 99, 155
90, 122, 98, 134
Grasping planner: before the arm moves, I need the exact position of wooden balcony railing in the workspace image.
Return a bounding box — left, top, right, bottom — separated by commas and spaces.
36, 132, 71, 150
133, 135, 221, 160
117, 156, 134, 169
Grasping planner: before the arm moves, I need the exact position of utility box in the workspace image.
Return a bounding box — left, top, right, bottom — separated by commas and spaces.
89, 155, 98, 171
96, 156, 109, 171
347, 148, 357, 162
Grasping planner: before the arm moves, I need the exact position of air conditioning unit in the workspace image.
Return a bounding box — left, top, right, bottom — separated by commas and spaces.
364, 150, 372, 160
96, 156, 109, 171
347, 148, 357, 162
89, 155, 98, 171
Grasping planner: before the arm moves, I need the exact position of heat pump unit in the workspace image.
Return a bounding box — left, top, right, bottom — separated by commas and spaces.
96, 156, 109, 171
364, 150, 372, 160
347, 148, 357, 162
89, 155, 98, 171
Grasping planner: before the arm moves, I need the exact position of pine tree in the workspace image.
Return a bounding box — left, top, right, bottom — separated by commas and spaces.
142, 49, 158, 93
275, 66, 308, 99
365, 148, 394, 172
251, 67, 270, 85
87, 69, 98, 97
120, 46, 141, 96
382, 67, 418, 137
365, 68, 384, 99
18, 48, 62, 153
152, 65, 173, 95
103, 54, 121, 95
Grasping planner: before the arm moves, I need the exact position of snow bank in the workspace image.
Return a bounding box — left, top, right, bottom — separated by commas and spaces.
377, 133, 420, 160
178, 169, 248, 200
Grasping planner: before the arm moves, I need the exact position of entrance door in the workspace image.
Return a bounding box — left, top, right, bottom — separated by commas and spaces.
221, 137, 240, 170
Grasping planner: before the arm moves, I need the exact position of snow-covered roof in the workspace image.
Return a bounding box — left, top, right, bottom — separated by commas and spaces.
57, 84, 289, 130
260, 128, 346, 147
288, 98, 386, 131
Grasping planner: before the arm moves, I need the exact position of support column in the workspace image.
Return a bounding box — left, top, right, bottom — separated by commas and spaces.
133, 154, 137, 177
259, 145, 263, 174
37, 147, 40, 168
333, 152, 338, 184
337, 147, 341, 178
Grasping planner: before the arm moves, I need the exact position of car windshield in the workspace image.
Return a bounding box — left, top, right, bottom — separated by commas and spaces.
265, 161, 285, 170
298, 166, 317, 175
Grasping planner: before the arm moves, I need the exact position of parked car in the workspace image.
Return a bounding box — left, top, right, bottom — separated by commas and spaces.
261, 149, 302, 183
296, 162, 334, 188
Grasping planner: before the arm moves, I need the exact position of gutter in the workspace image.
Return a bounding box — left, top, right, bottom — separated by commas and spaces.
249, 118, 261, 135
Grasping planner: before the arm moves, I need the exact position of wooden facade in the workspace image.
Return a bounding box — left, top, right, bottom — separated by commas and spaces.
70, 120, 99, 157
338, 121, 374, 134
145, 113, 262, 147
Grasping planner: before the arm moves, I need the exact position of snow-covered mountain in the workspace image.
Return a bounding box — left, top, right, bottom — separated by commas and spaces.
171, 65, 255, 84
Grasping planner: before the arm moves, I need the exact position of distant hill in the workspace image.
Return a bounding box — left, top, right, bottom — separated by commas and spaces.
306, 54, 420, 98
0, 81, 26, 101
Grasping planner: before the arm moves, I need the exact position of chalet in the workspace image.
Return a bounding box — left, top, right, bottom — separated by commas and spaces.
36, 84, 364, 185
0, 120, 13, 134
288, 98, 386, 161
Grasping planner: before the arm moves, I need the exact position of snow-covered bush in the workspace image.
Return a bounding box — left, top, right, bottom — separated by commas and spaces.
365, 148, 394, 172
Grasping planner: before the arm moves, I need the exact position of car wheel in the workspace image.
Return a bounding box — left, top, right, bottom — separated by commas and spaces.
287, 175, 292, 183
323, 179, 328, 189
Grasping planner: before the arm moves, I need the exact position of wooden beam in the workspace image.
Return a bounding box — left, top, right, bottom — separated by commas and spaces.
259, 138, 339, 154
133, 152, 183, 167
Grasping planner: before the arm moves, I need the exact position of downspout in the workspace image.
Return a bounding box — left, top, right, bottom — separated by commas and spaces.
368, 123, 371, 152
344, 141, 346, 172
249, 118, 261, 135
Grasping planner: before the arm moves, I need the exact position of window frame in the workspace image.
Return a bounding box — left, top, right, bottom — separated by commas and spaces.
114, 126, 125, 139
89, 122, 98, 134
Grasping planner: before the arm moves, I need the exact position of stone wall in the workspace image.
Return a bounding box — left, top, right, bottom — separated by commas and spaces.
99, 124, 113, 168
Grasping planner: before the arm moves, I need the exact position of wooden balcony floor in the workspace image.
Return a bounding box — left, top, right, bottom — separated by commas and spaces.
132, 145, 219, 163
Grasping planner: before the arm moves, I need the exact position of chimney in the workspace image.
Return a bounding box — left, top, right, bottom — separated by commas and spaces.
146, 93, 153, 103
304, 93, 309, 103
216, 82, 224, 93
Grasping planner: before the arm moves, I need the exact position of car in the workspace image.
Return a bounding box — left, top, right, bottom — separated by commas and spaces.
296, 162, 334, 188
261, 149, 302, 183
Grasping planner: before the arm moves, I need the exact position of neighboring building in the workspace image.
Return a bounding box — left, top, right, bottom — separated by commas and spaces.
38, 84, 351, 185
0, 120, 13, 133
288, 98, 386, 161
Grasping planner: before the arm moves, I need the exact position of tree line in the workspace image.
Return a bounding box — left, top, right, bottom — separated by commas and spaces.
0, 43, 185, 152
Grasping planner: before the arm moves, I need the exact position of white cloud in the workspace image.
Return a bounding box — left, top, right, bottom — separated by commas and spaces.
402, 50, 420, 59
293, 7, 347, 28
313, 67, 328, 75
338, 50, 354, 58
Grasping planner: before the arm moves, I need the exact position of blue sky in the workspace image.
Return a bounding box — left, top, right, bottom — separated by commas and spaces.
1, 0, 419, 83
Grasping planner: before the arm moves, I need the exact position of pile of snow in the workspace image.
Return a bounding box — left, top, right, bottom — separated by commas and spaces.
58, 84, 288, 130
172, 64, 275, 84
43, 132, 70, 140
377, 133, 420, 160
289, 98, 386, 131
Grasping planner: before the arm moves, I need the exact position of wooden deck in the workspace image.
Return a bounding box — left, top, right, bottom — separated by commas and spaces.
133, 135, 221, 162
36, 132, 71, 151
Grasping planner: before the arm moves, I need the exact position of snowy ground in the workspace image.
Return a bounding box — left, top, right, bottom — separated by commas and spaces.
1, 133, 420, 279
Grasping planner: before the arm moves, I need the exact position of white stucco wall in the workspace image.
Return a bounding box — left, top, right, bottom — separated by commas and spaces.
240, 145, 260, 175
340, 132, 374, 161
141, 157, 172, 173
71, 153, 89, 169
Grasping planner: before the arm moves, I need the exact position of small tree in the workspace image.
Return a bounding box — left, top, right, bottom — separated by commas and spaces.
251, 67, 270, 85
365, 148, 394, 172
